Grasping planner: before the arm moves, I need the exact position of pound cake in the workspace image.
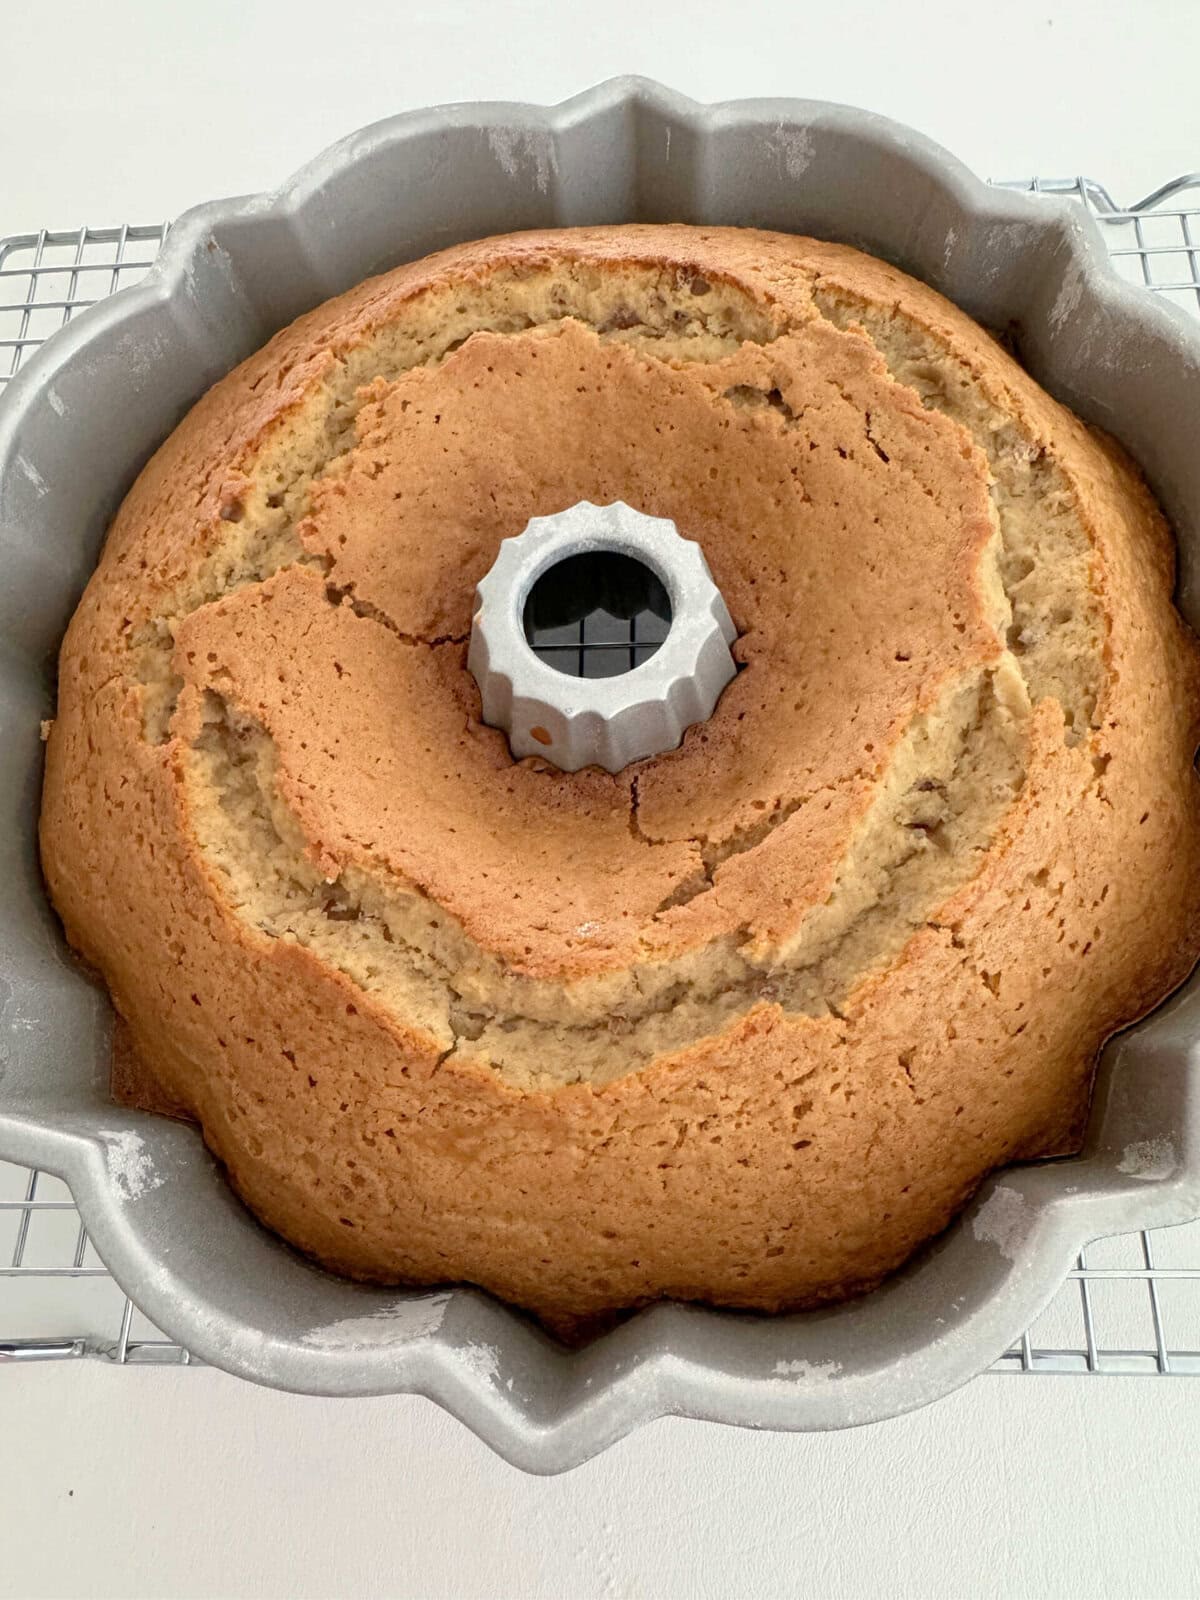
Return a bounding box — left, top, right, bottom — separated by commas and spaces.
39, 225, 1200, 1328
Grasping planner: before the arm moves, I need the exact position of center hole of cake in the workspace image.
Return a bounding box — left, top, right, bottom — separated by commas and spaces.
523, 550, 673, 679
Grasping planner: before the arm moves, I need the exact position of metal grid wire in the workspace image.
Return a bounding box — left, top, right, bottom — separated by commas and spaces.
528, 603, 672, 677
526, 553, 673, 676
3, 182, 1200, 1373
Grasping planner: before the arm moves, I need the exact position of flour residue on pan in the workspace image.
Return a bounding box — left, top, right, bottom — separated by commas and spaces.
486, 127, 557, 194
1117, 1138, 1177, 1181
98, 1129, 164, 1200
772, 1357, 841, 1382
1048, 257, 1085, 331
457, 1341, 501, 1385
769, 124, 815, 179
971, 1184, 1028, 1258
16, 455, 48, 496
302, 1291, 452, 1349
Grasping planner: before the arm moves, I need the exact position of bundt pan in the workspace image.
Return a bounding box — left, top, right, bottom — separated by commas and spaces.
3, 78, 1200, 1472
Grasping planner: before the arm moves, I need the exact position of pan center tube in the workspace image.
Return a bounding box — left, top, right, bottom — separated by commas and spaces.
468, 500, 737, 773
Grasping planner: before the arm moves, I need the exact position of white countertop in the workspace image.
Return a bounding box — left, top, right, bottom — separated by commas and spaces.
3, 1363, 1198, 1599
5, 3, 1200, 1595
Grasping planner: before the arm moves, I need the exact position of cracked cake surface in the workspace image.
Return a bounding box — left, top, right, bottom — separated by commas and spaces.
39, 224, 1200, 1328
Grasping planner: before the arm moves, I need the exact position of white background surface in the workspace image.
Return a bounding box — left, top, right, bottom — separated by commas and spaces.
5, 2, 1200, 1595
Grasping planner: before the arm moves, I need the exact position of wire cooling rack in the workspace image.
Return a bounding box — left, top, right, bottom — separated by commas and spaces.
4, 181, 1200, 1374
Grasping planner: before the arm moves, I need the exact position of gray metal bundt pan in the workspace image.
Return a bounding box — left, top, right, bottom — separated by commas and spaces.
2, 78, 1200, 1473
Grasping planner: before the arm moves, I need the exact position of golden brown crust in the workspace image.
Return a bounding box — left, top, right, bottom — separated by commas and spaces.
40, 224, 1200, 1325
